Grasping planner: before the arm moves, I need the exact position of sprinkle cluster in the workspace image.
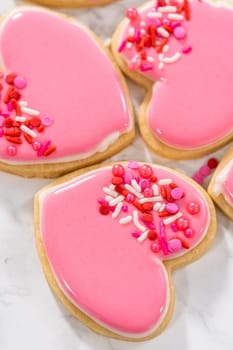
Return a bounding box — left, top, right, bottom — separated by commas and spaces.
192, 157, 218, 185
0, 72, 56, 157
118, 0, 192, 73
98, 162, 201, 256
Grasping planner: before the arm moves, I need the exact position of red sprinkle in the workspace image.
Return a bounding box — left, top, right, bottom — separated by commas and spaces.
5, 73, 17, 85
6, 136, 22, 144
148, 230, 158, 240
142, 213, 153, 222
99, 204, 110, 215
142, 202, 153, 211
112, 176, 124, 185
207, 158, 218, 169
43, 146, 56, 156
24, 133, 33, 144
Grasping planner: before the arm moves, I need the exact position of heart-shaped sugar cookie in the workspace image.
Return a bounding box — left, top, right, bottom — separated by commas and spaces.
208, 145, 233, 221
35, 162, 216, 341
0, 8, 134, 177
112, 0, 233, 159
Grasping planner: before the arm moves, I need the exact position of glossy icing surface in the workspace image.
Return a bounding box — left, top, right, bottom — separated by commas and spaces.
39, 165, 210, 336
223, 165, 233, 206
214, 160, 233, 207
0, 9, 131, 162
119, 1, 233, 149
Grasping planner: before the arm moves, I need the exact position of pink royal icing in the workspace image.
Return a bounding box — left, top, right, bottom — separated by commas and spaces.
223, 165, 233, 206
0, 9, 131, 162
119, 0, 233, 149
39, 163, 210, 337
214, 161, 233, 207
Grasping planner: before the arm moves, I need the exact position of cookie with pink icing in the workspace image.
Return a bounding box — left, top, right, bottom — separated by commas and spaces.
208, 145, 233, 221
112, 0, 233, 159
35, 161, 216, 341
26, 0, 116, 8
0, 8, 134, 178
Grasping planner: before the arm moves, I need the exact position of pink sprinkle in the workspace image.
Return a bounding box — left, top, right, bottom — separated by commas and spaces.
171, 21, 181, 29
7, 145, 17, 156
132, 231, 141, 238
171, 187, 184, 200
7, 102, 13, 112
128, 160, 139, 169
184, 227, 195, 238
13, 76, 27, 89
167, 239, 182, 253
162, 18, 171, 26
118, 40, 127, 53
0, 112, 9, 118
0, 128, 3, 137
124, 172, 133, 184
97, 198, 108, 205
140, 64, 153, 72
122, 204, 128, 212
199, 165, 211, 177
140, 179, 150, 191
174, 26, 186, 40
159, 221, 168, 255
126, 193, 135, 203
182, 46, 192, 54
135, 175, 140, 184
166, 203, 179, 214
109, 206, 115, 212
151, 242, 160, 253
134, 30, 141, 42
32, 140, 41, 151
29, 125, 33, 130
143, 222, 156, 230
171, 223, 178, 232
38, 140, 51, 157
42, 115, 53, 127
192, 172, 204, 185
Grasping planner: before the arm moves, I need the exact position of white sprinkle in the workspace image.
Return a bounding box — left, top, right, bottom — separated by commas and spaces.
103, 187, 118, 198
159, 54, 164, 62
133, 210, 146, 232
119, 215, 132, 224
158, 178, 172, 186
20, 125, 37, 138
158, 6, 177, 12
162, 44, 169, 53
152, 184, 159, 196
131, 179, 141, 193
159, 203, 166, 212
21, 106, 40, 116
109, 195, 124, 207
137, 230, 149, 243
128, 27, 135, 36
138, 196, 163, 204
167, 13, 184, 20
147, 11, 162, 18
157, 27, 170, 38
158, 62, 164, 70
15, 116, 26, 122
153, 202, 162, 211
126, 42, 132, 49
19, 101, 28, 107
163, 52, 181, 64
163, 212, 182, 225
125, 184, 143, 198
109, 184, 115, 190
105, 195, 114, 202
147, 56, 154, 63
112, 202, 123, 219
140, 29, 146, 35
140, 21, 146, 27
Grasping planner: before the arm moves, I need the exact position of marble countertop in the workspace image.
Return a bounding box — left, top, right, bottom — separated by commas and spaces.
0, 0, 233, 349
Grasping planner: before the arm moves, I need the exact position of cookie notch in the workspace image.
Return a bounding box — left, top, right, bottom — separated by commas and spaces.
34, 162, 216, 341
112, 0, 233, 159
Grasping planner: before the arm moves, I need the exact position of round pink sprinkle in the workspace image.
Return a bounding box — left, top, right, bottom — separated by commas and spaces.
192, 172, 204, 185
124, 172, 133, 184
32, 140, 41, 151
126, 7, 138, 21
7, 145, 17, 156
171, 222, 178, 232
13, 76, 27, 89
199, 165, 211, 177
151, 242, 160, 253
135, 175, 140, 184
167, 239, 182, 253
187, 201, 200, 215
1, 112, 10, 118
162, 18, 171, 26
132, 231, 141, 238
144, 187, 153, 197
140, 179, 150, 191
184, 227, 195, 238
42, 115, 53, 127
7, 101, 13, 112
171, 187, 184, 200
126, 193, 135, 203
174, 26, 186, 40
166, 203, 179, 214
0, 128, 3, 137
97, 198, 108, 205
122, 204, 128, 212
176, 217, 189, 231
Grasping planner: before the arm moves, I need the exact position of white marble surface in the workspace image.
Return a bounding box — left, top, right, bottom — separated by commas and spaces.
0, 0, 233, 349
